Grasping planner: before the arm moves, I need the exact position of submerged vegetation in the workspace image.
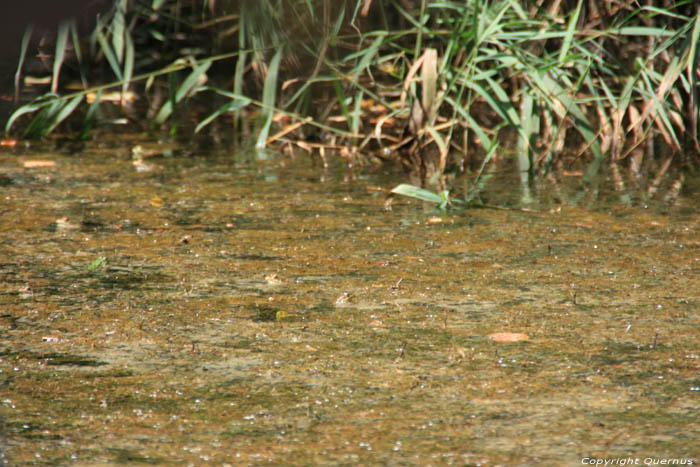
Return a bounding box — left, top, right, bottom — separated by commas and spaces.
4, 0, 699, 199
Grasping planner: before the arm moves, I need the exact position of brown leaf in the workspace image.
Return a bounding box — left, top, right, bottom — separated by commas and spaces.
488, 332, 529, 342
23, 160, 56, 168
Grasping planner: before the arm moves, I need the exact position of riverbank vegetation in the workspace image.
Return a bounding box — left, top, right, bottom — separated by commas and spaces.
4, 0, 699, 199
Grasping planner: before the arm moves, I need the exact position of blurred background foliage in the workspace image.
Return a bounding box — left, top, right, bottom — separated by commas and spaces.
3, 0, 699, 194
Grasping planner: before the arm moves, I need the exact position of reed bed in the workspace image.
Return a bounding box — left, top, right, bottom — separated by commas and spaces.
5, 0, 698, 199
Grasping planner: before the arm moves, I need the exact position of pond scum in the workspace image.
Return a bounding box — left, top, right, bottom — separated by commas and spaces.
3, 0, 699, 199
1, 3, 700, 464
0, 148, 698, 464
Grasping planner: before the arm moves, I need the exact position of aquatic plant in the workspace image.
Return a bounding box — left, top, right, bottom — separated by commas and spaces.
391, 183, 461, 210
4, 0, 698, 196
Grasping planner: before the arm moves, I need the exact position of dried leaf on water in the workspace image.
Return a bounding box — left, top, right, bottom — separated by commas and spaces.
488, 332, 529, 342
23, 160, 56, 168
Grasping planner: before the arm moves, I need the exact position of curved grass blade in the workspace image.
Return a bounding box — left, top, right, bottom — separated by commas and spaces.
14, 25, 33, 104
153, 59, 212, 126
19, 94, 83, 138
425, 125, 448, 169
5, 93, 58, 136
22, 98, 63, 138
195, 97, 251, 133
346, 34, 384, 80
45, 95, 84, 136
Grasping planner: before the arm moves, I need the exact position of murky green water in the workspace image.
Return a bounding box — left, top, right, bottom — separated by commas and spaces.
1, 141, 698, 465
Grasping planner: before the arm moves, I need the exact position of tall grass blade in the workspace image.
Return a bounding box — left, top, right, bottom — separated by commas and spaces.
122, 32, 135, 97
332, 79, 352, 125
96, 30, 123, 80
52, 21, 71, 93
81, 89, 101, 140
351, 91, 363, 137
414, 0, 426, 59
69, 21, 88, 89
168, 71, 177, 137
256, 48, 283, 150
330, 2, 345, 44
688, 12, 700, 150
112, 0, 126, 64
559, 0, 583, 65
14, 25, 33, 104
445, 95, 494, 153
518, 92, 536, 176
233, 6, 247, 135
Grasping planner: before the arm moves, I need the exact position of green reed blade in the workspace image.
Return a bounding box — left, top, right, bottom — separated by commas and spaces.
391, 184, 445, 204
6, 94, 54, 136
122, 32, 134, 96
112, 0, 126, 64
96, 29, 123, 80
52, 21, 70, 93
154, 59, 212, 126
13, 25, 33, 105
256, 48, 282, 150
196, 98, 251, 134
559, 0, 583, 66
46, 95, 83, 136
81, 89, 101, 140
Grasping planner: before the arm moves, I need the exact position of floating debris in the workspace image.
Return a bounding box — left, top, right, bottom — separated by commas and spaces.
488, 332, 529, 342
